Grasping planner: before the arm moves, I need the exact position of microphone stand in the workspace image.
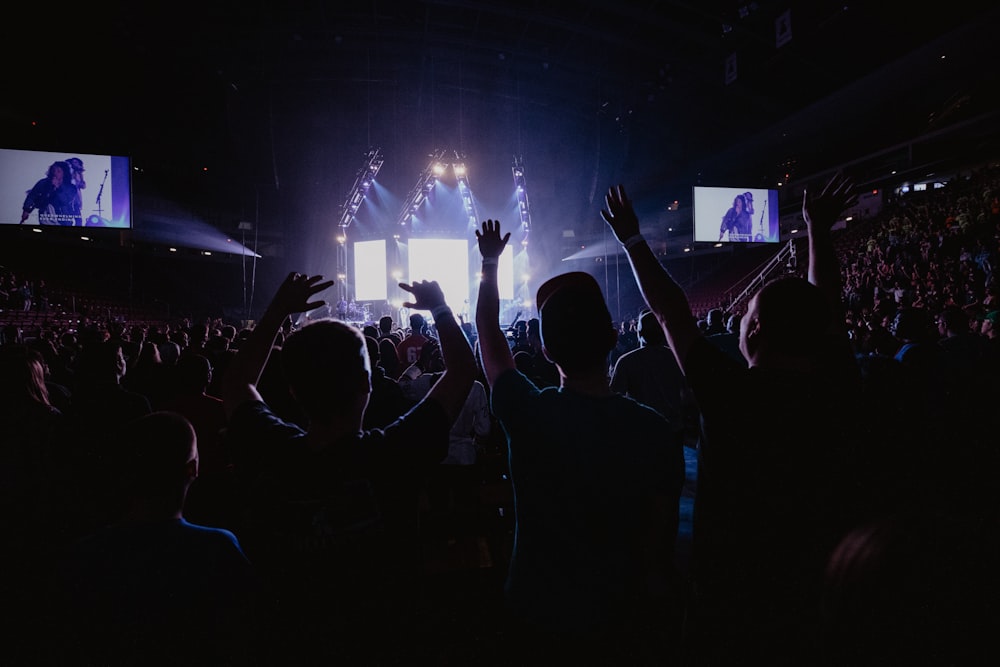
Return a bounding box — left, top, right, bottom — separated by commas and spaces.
95, 169, 108, 222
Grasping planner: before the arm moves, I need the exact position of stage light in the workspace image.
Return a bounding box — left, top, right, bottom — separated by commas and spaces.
169, 247, 177, 252
433, 162, 446, 176
391, 270, 403, 281
32, 228, 42, 233
337, 235, 346, 244
512, 156, 532, 238
337, 148, 383, 229
397, 149, 448, 226
453, 152, 481, 228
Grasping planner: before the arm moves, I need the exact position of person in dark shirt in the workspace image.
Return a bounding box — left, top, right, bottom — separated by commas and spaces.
475, 221, 685, 664
222, 271, 476, 664
20, 161, 80, 226
50, 411, 256, 666
603, 175, 865, 665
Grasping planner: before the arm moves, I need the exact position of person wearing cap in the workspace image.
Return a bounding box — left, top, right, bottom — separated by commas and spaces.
981, 309, 998, 339
602, 177, 867, 664
65, 157, 86, 226
474, 220, 685, 663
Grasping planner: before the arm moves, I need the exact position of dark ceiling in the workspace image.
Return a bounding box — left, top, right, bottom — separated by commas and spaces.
4, 1, 999, 272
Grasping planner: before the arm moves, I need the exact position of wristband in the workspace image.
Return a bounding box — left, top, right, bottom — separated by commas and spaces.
622, 234, 646, 250
481, 257, 499, 266
430, 305, 453, 320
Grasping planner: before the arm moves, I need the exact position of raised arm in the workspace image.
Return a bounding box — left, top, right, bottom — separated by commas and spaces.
399, 279, 476, 424
601, 185, 701, 373
223, 271, 333, 419
474, 219, 516, 388
803, 172, 857, 324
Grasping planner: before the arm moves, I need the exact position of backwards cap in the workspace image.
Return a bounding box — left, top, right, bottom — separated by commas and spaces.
535, 272, 614, 370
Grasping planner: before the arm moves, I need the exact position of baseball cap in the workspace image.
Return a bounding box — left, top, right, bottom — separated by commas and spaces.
535, 272, 614, 370
536, 272, 609, 315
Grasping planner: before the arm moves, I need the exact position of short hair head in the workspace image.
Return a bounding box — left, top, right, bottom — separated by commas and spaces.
119, 411, 197, 499
637, 311, 665, 346
280, 320, 371, 420
743, 275, 830, 359
409, 313, 426, 334
536, 272, 616, 372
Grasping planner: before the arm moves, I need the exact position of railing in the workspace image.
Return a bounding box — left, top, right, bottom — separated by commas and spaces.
725, 240, 799, 313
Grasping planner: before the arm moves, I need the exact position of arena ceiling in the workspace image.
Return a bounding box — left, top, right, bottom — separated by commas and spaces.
4, 2, 998, 263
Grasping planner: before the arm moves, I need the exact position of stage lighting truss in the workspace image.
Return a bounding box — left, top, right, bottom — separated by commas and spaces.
453, 154, 481, 228
512, 155, 532, 242
397, 148, 450, 227
338, 148, 384, 229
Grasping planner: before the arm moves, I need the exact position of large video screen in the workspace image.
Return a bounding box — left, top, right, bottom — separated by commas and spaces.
1, 147, 132, 228
354, 240, 388, 302
693, 186, 779, 243
408, 239, 472, 312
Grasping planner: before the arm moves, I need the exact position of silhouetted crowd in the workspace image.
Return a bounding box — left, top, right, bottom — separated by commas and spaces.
1, 165, 999, 666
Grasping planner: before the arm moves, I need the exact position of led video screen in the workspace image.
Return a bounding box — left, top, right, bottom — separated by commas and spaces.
693, 186, 780, 243
354, 240, 388, 302
1, 147, 131, 228
407, 239, 472, 310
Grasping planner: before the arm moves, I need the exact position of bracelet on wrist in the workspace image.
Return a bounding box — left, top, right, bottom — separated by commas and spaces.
622, 234, 646, 250
481, 257, 499, 266
430, 305, 453, 320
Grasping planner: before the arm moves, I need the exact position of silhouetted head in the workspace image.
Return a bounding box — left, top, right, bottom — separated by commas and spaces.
119, 411, 198, 507
174, 353, 212, 394
740, 275, 831, 365
0, 344, 51, 406
280, 320, 371, 421
637, 310, 665, 347
536, 272, 616, 373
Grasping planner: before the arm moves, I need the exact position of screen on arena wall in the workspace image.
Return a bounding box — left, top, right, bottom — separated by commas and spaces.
1, 147, 131, 228
693, 186, 780, 243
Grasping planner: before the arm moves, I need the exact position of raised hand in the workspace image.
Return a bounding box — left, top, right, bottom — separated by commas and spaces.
272, 272, 334, 315
400, 280, 446, 311
475, 219, 510, 260
803, 172, 858, 231
601, 184, 641, 243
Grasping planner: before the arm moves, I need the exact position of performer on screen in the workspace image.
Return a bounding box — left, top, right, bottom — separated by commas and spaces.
66, 157, 87, 226
719, 193, 752, 242
20, 161, 79, 226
